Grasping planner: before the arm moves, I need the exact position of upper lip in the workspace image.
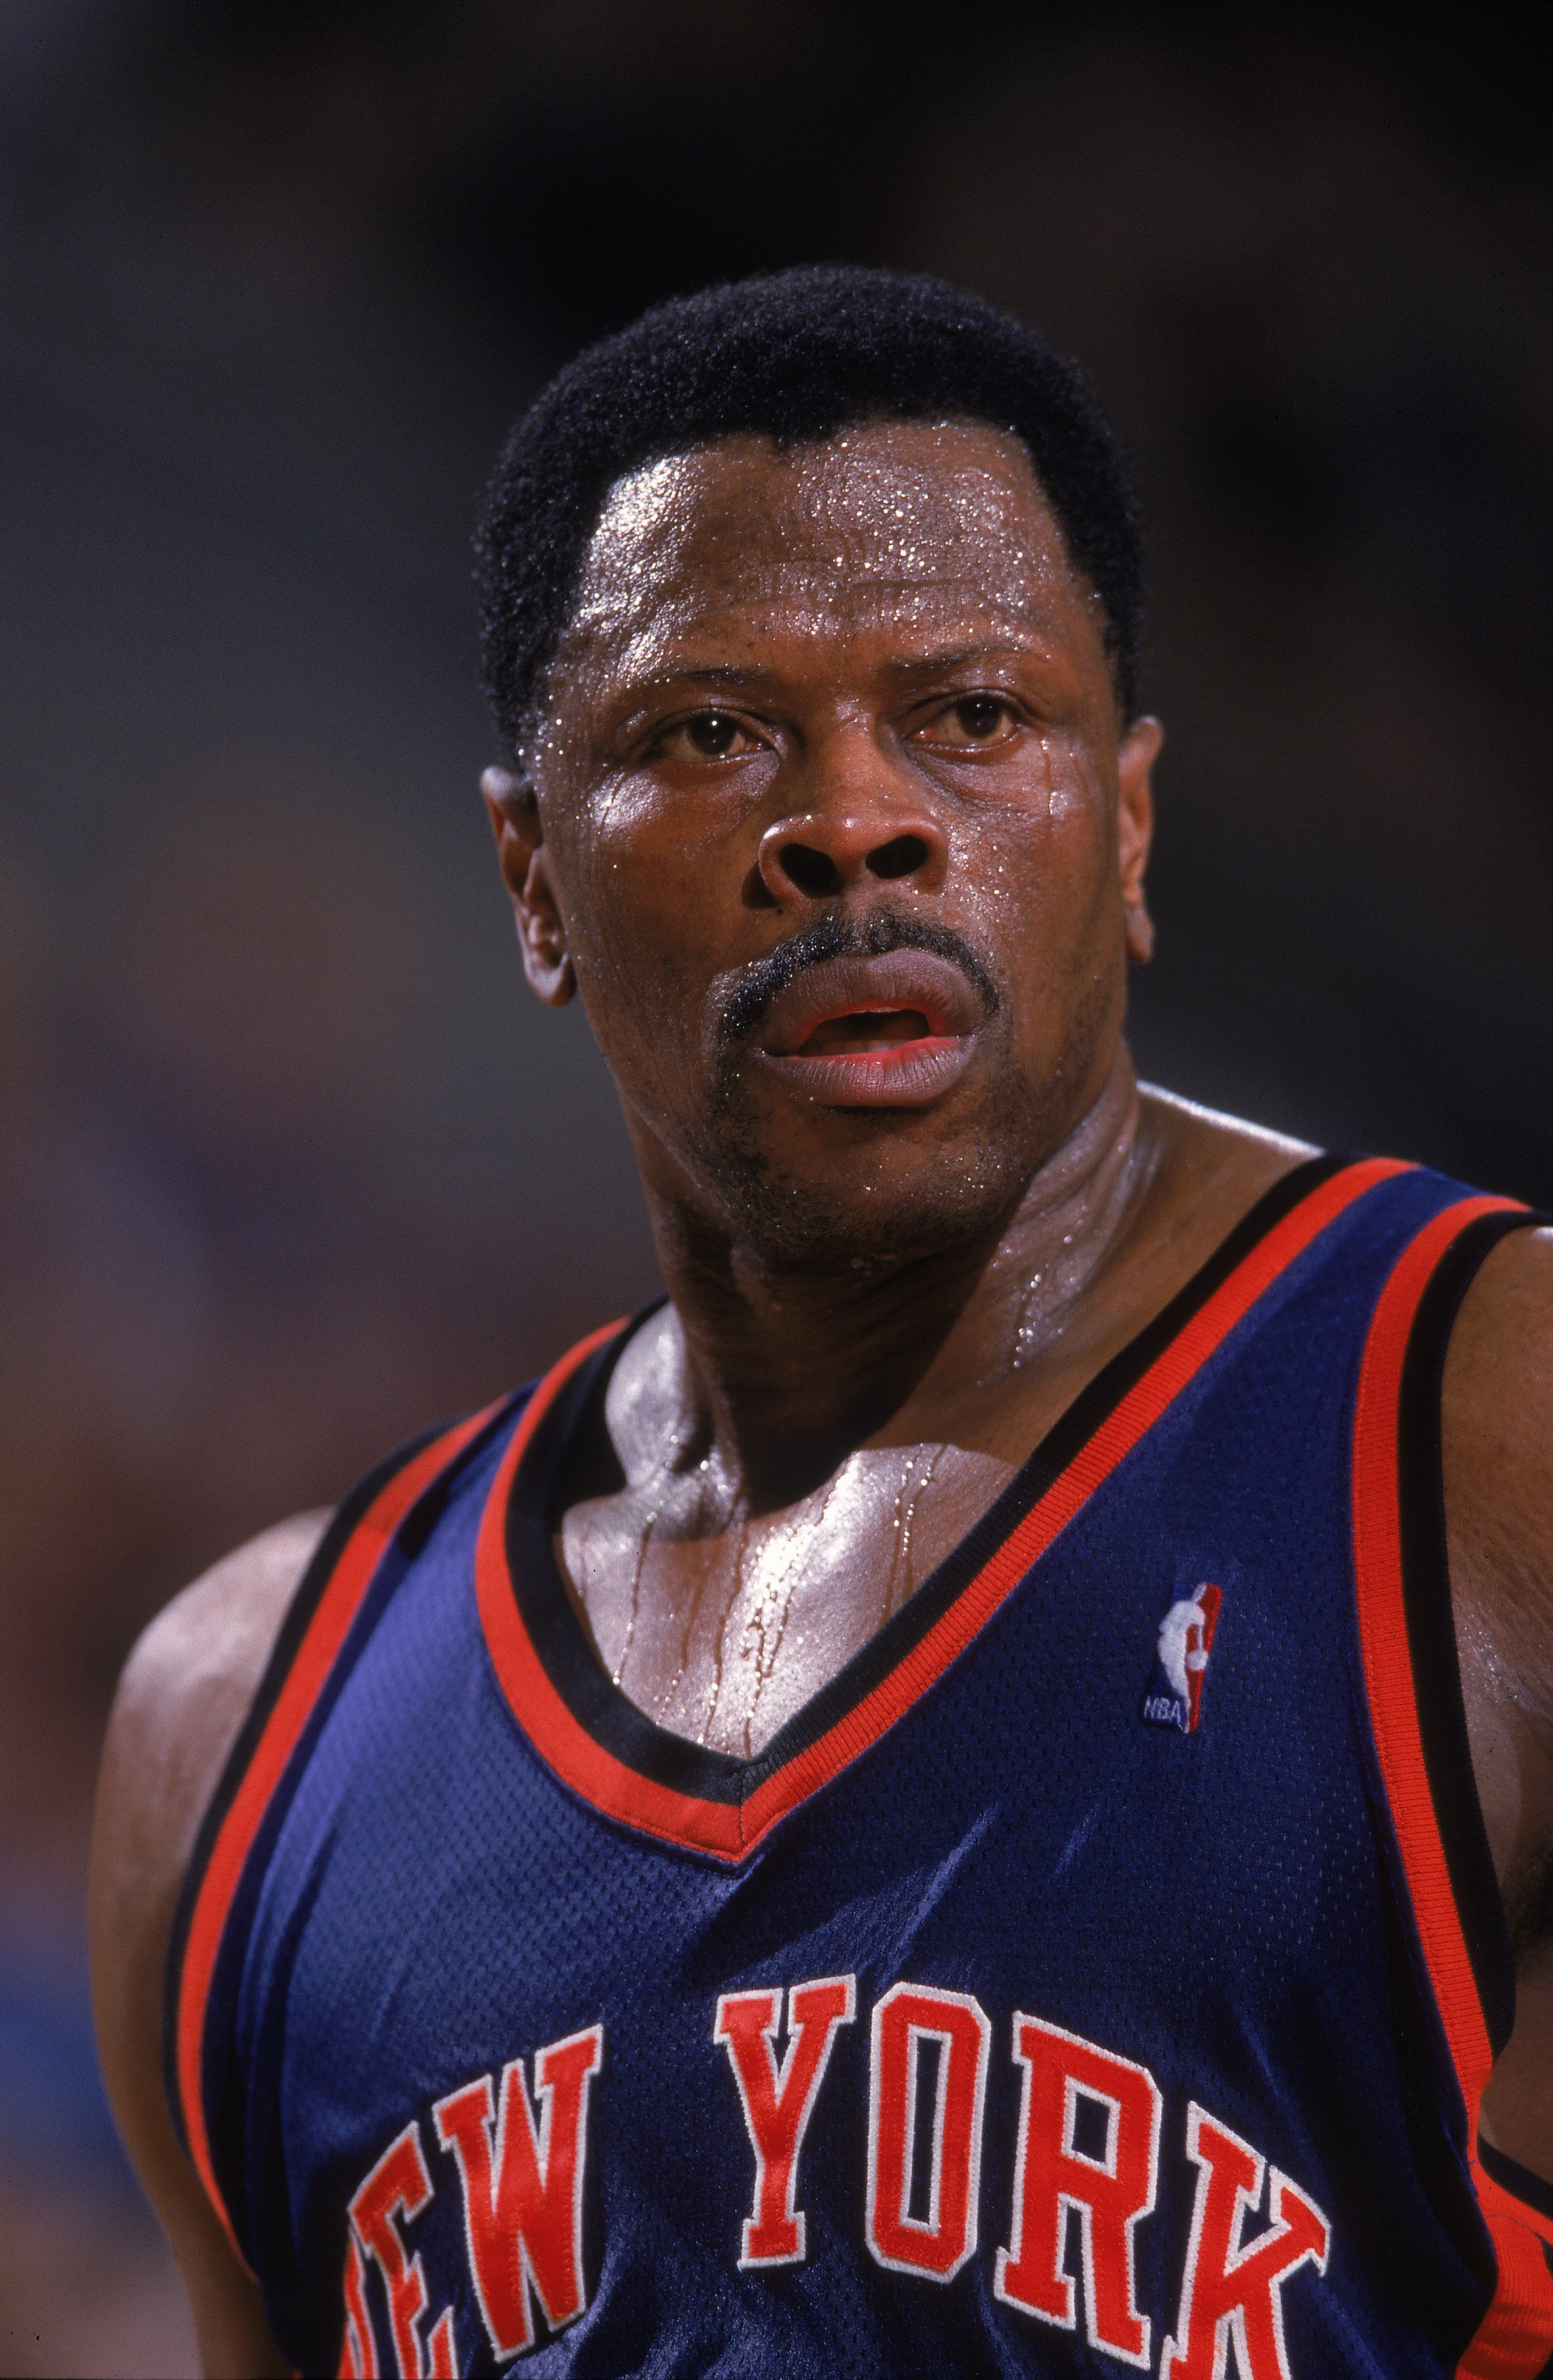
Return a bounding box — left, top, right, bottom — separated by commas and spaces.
756, 950, 986, 1057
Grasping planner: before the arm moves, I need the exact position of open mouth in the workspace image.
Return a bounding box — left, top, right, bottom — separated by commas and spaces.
751, 951, 984, 1109
793, 1006, 938, 1058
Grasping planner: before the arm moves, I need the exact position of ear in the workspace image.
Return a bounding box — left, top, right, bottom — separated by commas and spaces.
481, 766, 575, 1008
1116, 715, 1162, 965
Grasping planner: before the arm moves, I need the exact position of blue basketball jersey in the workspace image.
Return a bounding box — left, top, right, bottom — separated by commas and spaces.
167, 1155, 1553, 2377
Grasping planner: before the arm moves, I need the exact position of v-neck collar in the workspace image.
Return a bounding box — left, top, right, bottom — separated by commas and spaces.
475, 1153, 1406, 1862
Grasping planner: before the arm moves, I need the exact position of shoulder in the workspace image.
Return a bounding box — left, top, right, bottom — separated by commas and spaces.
1446, 1216, 1553, 1404
1444, 1220, 1553, 1606
1442, 1224, 1553, 1888
1136, 1083, 1318, 1182
89, 1513, 328, 2376
1133, 1083, 1320, 1248
95, 1511, 331, 1922
1444, 1220, 1553, 2178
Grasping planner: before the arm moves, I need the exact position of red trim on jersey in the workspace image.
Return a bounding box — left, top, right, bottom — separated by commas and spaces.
1350, 1193, 1553, 2378
478, 1157, 1407, 1865
175, 1404, 503, 2262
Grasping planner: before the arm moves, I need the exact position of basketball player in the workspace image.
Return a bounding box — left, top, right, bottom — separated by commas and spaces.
91, 269, 1553, 2376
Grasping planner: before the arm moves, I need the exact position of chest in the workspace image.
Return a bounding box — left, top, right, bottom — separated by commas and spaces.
189, 1163, 1522, 2372
556, 1440, 1017, 1757
236, 1446, 1479, 2378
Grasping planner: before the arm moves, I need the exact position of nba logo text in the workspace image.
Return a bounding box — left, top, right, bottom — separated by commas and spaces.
1142, 1584, 1222, 1735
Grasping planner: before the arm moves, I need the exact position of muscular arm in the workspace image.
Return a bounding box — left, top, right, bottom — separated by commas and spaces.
89, 1514, 330, 2380
1446, 1227, 1553, 2181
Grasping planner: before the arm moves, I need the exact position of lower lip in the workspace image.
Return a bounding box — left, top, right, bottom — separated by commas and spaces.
757, 1034, 974, 1108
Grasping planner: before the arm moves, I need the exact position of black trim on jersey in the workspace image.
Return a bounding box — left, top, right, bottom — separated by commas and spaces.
160, 1408, 502, 2158
505, 1151, 1357, 1808
1397, 1206, 1545, 2062
1480, 2139, 1553, 2229
1478, 2142, 1553, 2372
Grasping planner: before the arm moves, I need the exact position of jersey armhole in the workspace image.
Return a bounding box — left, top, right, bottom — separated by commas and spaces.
1352, 1197, 1553, 2372
1396, 1206, 1544, 2057
1480, 2141, 1553, 2247
161, 1398, 519, 2258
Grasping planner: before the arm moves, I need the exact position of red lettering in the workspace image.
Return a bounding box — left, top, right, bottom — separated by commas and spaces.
995, 2013, 1162, 2366
866, 1982, 990, 2282
347, 2124, 435, 2380
715, 1974, 856, 2265
434, 2024, 604, 2358
423, 2309, 455, 2377
1161, 2103, 1330, 2380
337, 2229, 379, 2379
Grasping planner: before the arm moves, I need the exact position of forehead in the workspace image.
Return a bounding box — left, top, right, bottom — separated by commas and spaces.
560, 418, 1100, 677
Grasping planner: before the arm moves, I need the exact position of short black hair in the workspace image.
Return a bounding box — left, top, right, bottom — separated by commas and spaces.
475, 265, 1144, 758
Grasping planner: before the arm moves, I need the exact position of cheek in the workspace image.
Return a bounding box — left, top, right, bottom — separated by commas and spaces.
954, 741, 1114, 948
551, 801, 723, 1073
1027, 729, 1110, 838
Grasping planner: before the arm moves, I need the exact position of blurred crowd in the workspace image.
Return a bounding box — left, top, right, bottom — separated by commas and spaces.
1, 7, 1549, 2371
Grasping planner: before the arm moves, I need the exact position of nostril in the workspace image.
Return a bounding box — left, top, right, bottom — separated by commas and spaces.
779, 843, 844, 896
867, 834, 929, 881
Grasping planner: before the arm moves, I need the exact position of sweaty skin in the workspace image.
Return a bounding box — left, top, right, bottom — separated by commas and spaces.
91, 419, 1553, 2370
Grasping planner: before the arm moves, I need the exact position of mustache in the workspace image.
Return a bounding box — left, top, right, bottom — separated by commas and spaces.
715, 906, 1002, 1048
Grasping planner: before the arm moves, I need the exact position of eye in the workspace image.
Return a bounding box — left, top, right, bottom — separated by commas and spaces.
917, 694, 1021, 749
663, 710, 760, 760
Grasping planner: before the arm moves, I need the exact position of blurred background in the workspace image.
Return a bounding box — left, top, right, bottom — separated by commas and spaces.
1, 4, 1549, 2368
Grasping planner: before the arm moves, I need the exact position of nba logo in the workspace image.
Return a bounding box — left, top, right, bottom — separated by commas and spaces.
1141, 1584, 1223, 1734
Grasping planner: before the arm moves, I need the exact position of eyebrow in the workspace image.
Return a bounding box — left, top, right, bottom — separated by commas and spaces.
879, 638, 1048, 675
645, 662, 776, 687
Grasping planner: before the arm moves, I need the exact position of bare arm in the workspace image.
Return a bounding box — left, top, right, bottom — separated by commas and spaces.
1446, 1226, 1553, 2181
89, 1514, 330, 2380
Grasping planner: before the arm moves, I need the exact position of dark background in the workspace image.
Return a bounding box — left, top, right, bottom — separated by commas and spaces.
2, 6, 1549, 2368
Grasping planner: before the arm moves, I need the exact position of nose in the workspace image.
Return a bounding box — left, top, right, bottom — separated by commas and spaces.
755, 764, 948, 908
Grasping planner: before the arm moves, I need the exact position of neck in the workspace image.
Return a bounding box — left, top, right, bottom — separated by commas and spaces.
636, 1049, 1155, 1513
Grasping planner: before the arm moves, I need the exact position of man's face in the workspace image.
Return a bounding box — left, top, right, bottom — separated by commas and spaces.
495, 417, 1159, 1268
